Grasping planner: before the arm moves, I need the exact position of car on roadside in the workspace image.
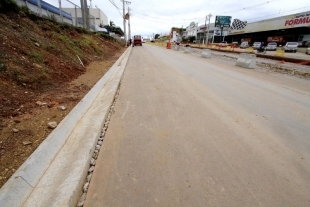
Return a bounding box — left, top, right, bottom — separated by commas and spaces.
284, 42, 298, 52
266, 42, 277, 51
239, 42, 249, 49
133, 35, 142, 46
232, 41, 239, 47
219, 41, 228, 47
252, 42, 262, 49
305, 41, 310, 55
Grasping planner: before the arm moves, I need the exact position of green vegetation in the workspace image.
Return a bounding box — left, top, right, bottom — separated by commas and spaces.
58, 34, 74, 46
160, 36, 169, 41
31, 52, 44, 62
0, 0, 20, 13
19, 5, 29, 13
0, 62, 5, 71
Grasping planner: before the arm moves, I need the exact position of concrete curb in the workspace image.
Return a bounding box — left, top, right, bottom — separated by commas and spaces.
0, 46, 132, 207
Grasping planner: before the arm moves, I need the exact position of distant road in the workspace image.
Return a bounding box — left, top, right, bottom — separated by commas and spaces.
84, 44, 310, 207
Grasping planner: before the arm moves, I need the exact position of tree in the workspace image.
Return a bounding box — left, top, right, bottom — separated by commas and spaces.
155, 34, 160, 39
109, 21, 115, 27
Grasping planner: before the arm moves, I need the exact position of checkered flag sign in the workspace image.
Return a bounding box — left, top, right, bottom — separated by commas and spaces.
229, 19, 247, 31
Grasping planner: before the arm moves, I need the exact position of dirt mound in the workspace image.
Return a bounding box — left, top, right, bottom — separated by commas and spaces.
0, 6, 125, 187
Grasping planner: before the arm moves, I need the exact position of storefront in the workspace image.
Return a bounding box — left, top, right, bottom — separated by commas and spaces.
196, 23, 229, 43
227, 11, 310, 46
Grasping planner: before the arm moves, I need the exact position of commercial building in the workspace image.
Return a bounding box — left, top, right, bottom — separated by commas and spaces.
226, 11, 310, 46
62, 8, 108, 30
182, 11, 310, 45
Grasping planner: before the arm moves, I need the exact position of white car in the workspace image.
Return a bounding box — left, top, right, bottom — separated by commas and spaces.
266, 42, 277, 51
284, 42, 298, 53
240, 42, 249, 49
252, 42, 262, 49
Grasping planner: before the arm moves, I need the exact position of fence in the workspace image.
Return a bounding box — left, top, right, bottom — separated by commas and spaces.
15, 0, 97, 32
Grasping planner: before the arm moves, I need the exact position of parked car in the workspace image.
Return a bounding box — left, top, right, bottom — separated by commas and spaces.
240, 42, 249, 49
232, 41, 239, 47
252, 42, 262, 49
266, 42, 277, 51
219, 41, 227, 47
284, 42, 298, 52
133, 35, 142, 46
305, 41, 310, 54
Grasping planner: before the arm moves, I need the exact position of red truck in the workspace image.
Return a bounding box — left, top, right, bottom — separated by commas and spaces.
133, 35, 142, 46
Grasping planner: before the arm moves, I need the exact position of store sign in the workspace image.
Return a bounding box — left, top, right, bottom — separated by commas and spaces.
241, 38, 251, 43
284, 14, 310, 26
229, 12, 310, 35
267, 36, 284, 42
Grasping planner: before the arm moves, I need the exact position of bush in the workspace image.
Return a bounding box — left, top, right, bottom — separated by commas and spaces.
0, 0, 20, 13
188, 36, 196, 43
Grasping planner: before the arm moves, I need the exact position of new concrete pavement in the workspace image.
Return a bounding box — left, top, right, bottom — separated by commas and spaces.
84, 44, 310, 206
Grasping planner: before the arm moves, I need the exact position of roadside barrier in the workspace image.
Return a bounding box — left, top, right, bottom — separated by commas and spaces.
201, 49, 212, 58
174, 45, 180, 51
226, 46, 232, 51
236, 53, 256, 69
245, 47, 254, 53
184, 47, 191, 53
275, 48, 285, 57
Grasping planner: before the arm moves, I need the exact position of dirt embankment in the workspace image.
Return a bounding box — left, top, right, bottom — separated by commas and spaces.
0, 4, 125, 187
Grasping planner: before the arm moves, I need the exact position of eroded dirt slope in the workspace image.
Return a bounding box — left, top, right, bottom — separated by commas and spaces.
0, 7, 125, 187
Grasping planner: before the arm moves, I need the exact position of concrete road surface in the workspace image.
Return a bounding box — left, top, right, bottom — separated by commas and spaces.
84, 44, 310, 207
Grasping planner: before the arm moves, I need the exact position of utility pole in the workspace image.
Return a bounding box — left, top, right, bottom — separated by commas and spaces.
37, 0, 42, 17
128, 7, 131, 41
121, 0, 131, 46
59, 0, 63, 23
80, 0, 88, 29
206, 13, 212, 48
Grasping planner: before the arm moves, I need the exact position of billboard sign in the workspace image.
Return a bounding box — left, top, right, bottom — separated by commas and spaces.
215, 16, 232, 27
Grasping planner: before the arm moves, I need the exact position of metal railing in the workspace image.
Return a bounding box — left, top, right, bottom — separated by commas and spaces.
15, 0, 96, 32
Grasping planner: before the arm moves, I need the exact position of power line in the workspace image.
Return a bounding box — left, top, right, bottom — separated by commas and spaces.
222, 0, 281, 14
108, 0, 123, 17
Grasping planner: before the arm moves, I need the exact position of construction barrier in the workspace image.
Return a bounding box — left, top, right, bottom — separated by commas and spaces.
245, 47, 254, 53
226, 46, 232, 51
212, 45, 216, 49
275, 48, 285, 57
166, 41, 171, 49
184, 47, 191, 53
201, 49, 212, 58
174, 45, 180, 51
236, 53, 256, 69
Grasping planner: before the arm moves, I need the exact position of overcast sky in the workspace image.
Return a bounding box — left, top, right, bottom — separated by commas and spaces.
45, 0, 310, 38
